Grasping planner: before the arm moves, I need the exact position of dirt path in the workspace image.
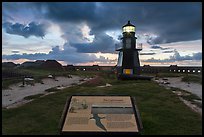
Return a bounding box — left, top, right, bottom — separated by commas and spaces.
154, 77, 202, 116
2, 76, 85, 108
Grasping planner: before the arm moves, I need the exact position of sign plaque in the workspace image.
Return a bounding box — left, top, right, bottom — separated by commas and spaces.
60, 95, 143, 136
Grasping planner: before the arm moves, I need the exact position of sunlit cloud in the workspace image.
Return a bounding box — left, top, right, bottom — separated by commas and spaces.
81, 23, 95, 43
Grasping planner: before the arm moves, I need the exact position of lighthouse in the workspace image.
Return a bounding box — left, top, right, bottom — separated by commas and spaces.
116, 21, 152, 80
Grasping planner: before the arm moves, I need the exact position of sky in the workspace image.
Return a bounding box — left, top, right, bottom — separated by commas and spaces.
2, 2, 202, 66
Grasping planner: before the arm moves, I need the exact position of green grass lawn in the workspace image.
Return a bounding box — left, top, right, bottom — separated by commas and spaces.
2, 71, 202, 135
142, 72, 183, 78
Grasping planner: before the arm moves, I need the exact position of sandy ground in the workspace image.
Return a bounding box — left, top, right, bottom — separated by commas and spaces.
156, 77, 202, 100
2, 76, 85, 108
154, 77, 202, 115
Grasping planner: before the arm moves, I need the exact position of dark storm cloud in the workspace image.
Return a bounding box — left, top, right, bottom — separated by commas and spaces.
150, 45, 170, 50
140, 52, 156, 55
70, 32, 115, 53
2, 2, 43, 22
162, 50, 174, 53
169, 50, 202, 61
2, 2, 202, 54
150, 45, 162, 49
2, 21, 48, 38
2, 53, 47, 60
32, 2, 202, 44
192, 52, 202, 60
36, 2, 98, 23
144, 50, 202, 62
12, 51, 20, 53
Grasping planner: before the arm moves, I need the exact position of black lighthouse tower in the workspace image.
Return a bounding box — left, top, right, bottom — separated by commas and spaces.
116, 21, 150, 80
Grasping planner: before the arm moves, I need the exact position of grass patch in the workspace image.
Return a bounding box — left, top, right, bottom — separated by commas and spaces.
181, 74, 202, 84
2, 71, 202, 135
68, 70, 100, 79
23, 94, 44, 100
45, 87, 60, 92
2, 78, 22, 89
156, 72, 183, 78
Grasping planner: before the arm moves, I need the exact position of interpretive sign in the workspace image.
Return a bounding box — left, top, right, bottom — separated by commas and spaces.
60, 95, 143, 136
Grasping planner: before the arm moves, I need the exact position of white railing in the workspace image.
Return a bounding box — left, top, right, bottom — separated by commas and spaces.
136, 43, 142, 50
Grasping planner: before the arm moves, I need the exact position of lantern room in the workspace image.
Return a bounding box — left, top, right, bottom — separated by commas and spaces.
122, 21, 135, 33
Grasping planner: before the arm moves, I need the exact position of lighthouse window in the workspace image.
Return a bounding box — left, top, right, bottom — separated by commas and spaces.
126, 38, 131, 49
117, 51, 123, 67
